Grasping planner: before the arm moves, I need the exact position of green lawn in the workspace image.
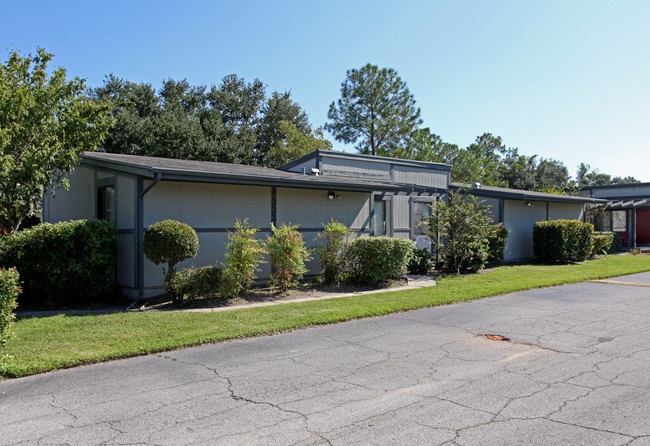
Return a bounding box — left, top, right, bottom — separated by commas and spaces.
3, 255, 650, 378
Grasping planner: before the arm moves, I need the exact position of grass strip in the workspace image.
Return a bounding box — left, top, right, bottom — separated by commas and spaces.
3, 255, 650, 378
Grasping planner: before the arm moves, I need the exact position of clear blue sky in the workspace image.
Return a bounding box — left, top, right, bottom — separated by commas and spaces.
3, 0, 649, 181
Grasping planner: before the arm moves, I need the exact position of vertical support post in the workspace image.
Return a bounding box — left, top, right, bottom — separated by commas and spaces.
546, 202, 550, 220
498, 198, 505, 223
271, 186, 277, 227
632, 208, 637, 249
136, 177, 144, 299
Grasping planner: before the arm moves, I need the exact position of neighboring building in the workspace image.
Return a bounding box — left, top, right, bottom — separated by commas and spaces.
580, 183, 650, 248
43, 150, 603, 298
451, 183, 604, 262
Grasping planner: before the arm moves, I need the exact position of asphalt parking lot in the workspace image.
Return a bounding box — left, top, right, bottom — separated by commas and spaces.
1, 272, 650, 445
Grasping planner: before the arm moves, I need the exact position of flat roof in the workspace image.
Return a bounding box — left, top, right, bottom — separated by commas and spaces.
280, 150, 452, 171
81, 152, 402, 192
581, 182, 650, 190
451, 182, 606, 204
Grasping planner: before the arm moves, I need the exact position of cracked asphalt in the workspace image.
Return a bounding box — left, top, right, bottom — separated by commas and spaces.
1, 272, 650, 445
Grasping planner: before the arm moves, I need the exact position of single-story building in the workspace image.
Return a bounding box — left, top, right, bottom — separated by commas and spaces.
451, 183, 604, 262
580, 183, 650, 248
44, 150, 603, 298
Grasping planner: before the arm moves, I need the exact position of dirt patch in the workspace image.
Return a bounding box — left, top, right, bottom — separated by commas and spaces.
141, 278, 412, 312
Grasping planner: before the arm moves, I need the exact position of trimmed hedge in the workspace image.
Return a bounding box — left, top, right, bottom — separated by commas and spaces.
344, 237, 413, 285
408, 248, 433, 275
315, 220, 350, 283
592, 234, 613, 255
0, 267, 20, 349
144, 220, 199, 279
487, 223, 509, 265
594, 231, 622, 254
0, 220, 116, 307
533, 220, 594, 264
165, 265, 223, 304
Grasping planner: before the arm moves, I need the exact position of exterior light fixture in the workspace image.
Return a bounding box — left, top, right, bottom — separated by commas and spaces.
526, 202, 534, 207
328, 191, 340, 200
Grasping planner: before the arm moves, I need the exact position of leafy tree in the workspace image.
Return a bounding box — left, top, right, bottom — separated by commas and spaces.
326, 64, 422, 156
265, 121, 332, 167
575, 163, 639, 187
93, 75, 320, 167
428, 192, 493, 273
256, 91, 310, 165
0, 48, 112, 232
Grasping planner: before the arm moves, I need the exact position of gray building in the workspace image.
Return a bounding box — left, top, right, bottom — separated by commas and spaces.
44, 150, 602, 298
580, 183, 650, 248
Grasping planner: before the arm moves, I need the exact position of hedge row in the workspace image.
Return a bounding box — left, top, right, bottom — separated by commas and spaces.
533, 220, 594, 263
0, 220, 117, 307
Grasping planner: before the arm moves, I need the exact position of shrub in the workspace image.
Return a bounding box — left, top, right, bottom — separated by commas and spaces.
343, 237, 413, 285
594, 231, 622, 254
533, 220, 594, 263
315, 220, 350, 283
0, 220, 116, 307
487, 223, 509, 265
144, 220, 199, 280
592, 234, 613, 255
266, 223, 312, 292
221, 219, 266, 298
165, 265, 223, 304
408, 248, 432, 274
428, 193, 493, 274
0, 267, 20, 349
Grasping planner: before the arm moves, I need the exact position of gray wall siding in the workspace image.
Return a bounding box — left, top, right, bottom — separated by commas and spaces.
393, 195, 410, 231
142, 181, 273, 289
320, 157, 391, 179
549, 202, 584, 221
284, 158, 317, 174
503, 199, 547, 261
143, 181, 271, 228
116, 174, 135, 230
392, 165, 448, 189
276, 188, 371, 231
43, 166, 96, 222
591, 185, 650, 198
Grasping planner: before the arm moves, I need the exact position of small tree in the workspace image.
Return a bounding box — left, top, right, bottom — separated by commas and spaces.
144, 220, 199, 281
266, 223, 311, 292
315, 220, 350, 283
0, 48, 113, 232
221, 219, 266, 298
428, 192, 493, 273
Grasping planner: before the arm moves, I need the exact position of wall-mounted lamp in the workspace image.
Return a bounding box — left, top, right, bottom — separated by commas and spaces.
526, 202, 534, 207
328, 191, 341, 200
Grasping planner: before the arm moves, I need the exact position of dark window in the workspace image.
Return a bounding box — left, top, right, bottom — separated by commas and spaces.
373, 198, 386, 236
413, 200, 434, 236
97, 186, 115, 224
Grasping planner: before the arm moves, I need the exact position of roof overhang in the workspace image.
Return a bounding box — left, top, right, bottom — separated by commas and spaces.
606, 199, 648, 209
450, 182, 606, 205
80, 153, 401, 193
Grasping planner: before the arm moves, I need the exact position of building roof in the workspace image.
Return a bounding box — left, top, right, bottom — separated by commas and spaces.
80, 152, 401, 192
450, 182, 606, 204
581, 182, 650, 190
280, 150, 452, 171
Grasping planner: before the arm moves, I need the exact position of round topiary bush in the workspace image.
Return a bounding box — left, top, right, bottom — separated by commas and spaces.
144, 220, 199, 279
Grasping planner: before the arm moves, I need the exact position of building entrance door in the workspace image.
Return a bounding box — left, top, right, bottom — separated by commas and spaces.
637, 209, 650, 245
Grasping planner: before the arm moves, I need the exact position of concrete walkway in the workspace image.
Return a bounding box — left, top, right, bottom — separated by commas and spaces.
2, 272, 650, 445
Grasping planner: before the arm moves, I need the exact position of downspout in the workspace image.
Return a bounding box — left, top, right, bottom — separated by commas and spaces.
137, 172, 162, 299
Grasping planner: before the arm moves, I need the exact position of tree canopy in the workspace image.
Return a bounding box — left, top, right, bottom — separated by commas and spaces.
0, 48, 112, 232
93, 74, 322, 167
325, 64, 422, 156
